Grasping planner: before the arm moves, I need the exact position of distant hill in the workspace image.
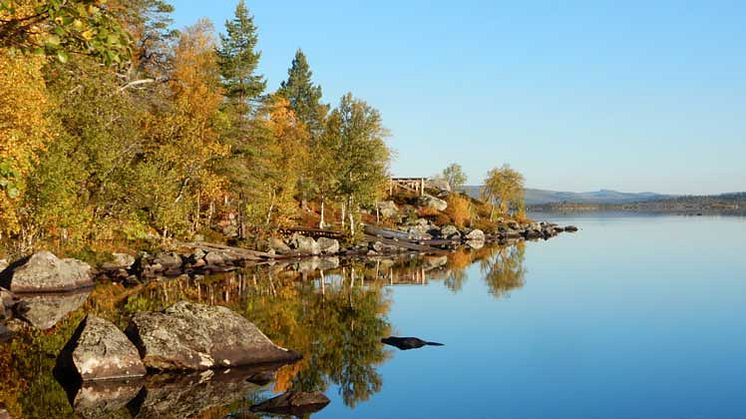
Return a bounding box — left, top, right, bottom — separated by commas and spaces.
461, 186, 669, 206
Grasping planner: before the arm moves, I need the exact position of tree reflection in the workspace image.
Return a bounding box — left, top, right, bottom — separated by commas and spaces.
479, 242, 526, 298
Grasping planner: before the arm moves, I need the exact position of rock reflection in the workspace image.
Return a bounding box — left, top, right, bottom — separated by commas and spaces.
0, 242, 528, 417
14, 290, 90, 330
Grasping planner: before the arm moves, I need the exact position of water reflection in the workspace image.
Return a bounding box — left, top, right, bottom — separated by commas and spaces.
0, 242, 527, 418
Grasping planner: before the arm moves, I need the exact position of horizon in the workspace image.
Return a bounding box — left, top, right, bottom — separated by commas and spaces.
171, 1, 746, 195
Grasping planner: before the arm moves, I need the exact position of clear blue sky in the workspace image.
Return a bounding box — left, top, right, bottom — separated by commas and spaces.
170, 1, 746, 195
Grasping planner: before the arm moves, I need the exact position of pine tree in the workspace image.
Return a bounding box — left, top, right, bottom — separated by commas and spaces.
217, 0, 266, 110
278, 49, 328, 136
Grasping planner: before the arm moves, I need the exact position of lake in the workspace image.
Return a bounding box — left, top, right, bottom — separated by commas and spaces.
2, 214, 745, 418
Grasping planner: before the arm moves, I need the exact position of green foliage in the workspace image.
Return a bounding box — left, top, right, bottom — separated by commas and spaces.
0, 0, 132, 66
278, 49, 328, 137
440, 162, 467, 191
217, 0, 265, 108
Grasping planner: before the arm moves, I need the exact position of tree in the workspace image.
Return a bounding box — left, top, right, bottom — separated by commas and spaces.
441, 163, 467, 191
327, 93, 391, 236
0, 48, 51, 242
278, 49, 328, 137
216, 0, 265, 112
139, 19, 228, 237
481, 164, 525, 218
243, 95, 310, 228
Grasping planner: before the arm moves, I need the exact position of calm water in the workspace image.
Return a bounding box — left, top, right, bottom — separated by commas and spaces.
2, 214, 746, 418
320, 214, 746, 419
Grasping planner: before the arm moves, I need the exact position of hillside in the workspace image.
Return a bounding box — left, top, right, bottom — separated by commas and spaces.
461, 186, 669, 206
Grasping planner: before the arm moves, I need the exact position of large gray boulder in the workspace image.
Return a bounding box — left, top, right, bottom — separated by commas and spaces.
58, 315, 146, 381
125, 301, 301, 371
317, 237, 340, 255
417, 194, 448, 212
0, 251, 93, 293
290, 235, 321, 256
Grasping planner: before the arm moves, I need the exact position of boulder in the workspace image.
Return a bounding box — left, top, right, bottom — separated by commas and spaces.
377, 201, 399, 219
466, 240, 485, 250
152, 252, 182, 273
58, 315, 146, 381
417, 194, 448, 212
125, 301, 301, 371
0, 251, 92, 293
101, 253, 135, 271
14, 290, 90, 330
465, 229, 486, 242
290, 235, 321, 256
426, 178, 452, 193
440, 225, 461, 239
268, 237, 292, 255
204, 251, 225, 267
316, 237, 340, 255
564, 225, 579, 232
250, 391, 331, 416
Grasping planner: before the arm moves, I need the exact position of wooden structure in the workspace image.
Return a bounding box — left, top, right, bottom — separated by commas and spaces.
390, 177, 426, 196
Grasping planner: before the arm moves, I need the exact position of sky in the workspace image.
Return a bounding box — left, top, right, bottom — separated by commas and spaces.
169, 1, 746, 195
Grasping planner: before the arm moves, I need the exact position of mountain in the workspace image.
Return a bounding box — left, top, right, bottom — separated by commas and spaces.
461, 186, 670, 206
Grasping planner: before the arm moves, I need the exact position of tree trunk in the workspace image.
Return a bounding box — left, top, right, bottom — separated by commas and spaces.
341, 201, 346, 229
319, 197, 325, 229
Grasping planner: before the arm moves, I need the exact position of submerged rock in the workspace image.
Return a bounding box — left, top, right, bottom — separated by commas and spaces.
564, 225, 579, 232
58, 315, 146, 382
125, 301, 301, 371
250, 391, 331, 416
381, 336, 445, 351
0, 251, 93, 293
14, 290, 90, 330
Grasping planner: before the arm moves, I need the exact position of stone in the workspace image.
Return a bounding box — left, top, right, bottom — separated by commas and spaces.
316, 237, 340, 255
125, 301, 301, 371
465, 229, 486, 242
0, 259, 8, 273
417, 194, 448, 212
426, 178, 452, 192
58, 315, 146, 381
250, 391, 331, 416
440, 225, 461, 239
0, 251, 93, 293
152, 252, 182, 271
0, 409, 9, 419
204, 251, 225, 267
101, 253, 135, 271
290, 235, 321, 256
377, 201, 399, 218
466, 240, 485, 250
268, 237, 292, 255
14, 290, 90, 330
564, 225, 579, 232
